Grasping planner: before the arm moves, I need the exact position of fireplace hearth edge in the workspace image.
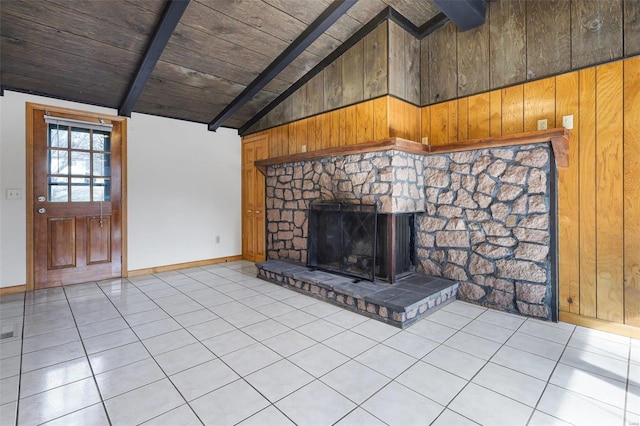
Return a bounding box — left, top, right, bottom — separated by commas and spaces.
256, 259, 459, 328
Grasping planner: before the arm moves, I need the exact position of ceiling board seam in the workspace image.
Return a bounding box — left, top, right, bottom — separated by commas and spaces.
1, 86, 116, 110
195, 0, 344, 48
6, 1, 161, 40
163, 35, 318, 76
0, 19, 141, 74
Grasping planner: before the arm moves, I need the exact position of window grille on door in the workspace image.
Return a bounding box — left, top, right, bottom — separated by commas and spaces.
47, 124, 112, 202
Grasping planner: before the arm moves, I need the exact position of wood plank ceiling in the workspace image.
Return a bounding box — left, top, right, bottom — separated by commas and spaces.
0, 0, 443, 129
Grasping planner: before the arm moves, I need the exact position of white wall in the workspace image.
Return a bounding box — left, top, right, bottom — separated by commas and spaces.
127, 113, 241, 271
0, 91, 241, 287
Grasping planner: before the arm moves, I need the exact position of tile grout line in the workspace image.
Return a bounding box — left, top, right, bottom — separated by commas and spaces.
525, 318, 576, 425
434, 307, 519, 424
75, 277, 196, 423
330, 305, 490, 425
14, 292, 27, 426
47, 283, 112, 425
141, 264, 297, 424
177, 264, 300, 426
112, 273, 212, 424
175, 264, 401, 425
16, 281, 111, 424
624, 342, 632, 426
100, 266, 261, 422
5, 263, 638, 426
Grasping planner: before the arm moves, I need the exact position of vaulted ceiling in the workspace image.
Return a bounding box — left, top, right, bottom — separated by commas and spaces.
0, 0, 460, 130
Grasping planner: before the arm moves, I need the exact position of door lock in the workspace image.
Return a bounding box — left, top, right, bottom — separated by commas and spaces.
38, 208, 46, 214
37, 196, 46, 202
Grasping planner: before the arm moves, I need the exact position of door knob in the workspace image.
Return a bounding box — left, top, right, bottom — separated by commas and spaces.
37, 196, 46, 202
38, 208, 46, 214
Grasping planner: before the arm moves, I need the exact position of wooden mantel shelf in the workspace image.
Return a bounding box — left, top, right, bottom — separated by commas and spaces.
255, 128, 570, 174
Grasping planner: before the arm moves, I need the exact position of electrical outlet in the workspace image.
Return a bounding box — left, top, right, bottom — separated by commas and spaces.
215, 236, 220, 244
301, 145, 307, 153
537, 119, 548, 130
421, 137, 429, 145
562, 115, 574, 130
6, 189, 22, 200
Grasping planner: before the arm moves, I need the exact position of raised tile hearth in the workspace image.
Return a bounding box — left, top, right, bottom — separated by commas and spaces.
257, 260, 459, 328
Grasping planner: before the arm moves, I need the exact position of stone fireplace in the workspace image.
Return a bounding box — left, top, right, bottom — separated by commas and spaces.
258, 131, 568, 322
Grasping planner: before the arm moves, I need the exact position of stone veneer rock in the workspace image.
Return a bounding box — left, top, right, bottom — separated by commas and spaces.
264, 144, 556, 320
416, 145, 554, 320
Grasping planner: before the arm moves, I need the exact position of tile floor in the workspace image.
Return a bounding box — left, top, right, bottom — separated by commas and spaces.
0, 260, 638, 426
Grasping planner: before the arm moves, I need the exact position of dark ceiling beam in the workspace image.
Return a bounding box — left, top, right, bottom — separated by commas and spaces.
431, 0, 487, 31
208, 0, 357, 131
118, 0, 190, 117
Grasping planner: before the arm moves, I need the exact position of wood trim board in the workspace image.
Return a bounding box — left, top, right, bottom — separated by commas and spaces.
560, 311, 640, 339
127, 255, 243, 277
255, 128, 570, 174
0, 285, 27, 296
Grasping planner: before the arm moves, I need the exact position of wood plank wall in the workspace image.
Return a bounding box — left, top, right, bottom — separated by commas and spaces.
247, 21, 391, 134
421, 56, 640, 327
388, 20, 420, 105
247, 56, 640, 329
249, 1, 639, 135
421, 0, 639, 105
252, 95, 420, 156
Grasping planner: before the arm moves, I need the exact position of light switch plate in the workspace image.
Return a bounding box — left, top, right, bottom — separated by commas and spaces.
562, 115, 574, 130
537, 119, 548, 130
6, 189, 22, 200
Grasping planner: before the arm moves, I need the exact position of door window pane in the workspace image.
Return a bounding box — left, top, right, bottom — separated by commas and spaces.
48, 149, 69, 174
49, 177, 68, 202
71, 128, 90, 150
93, 178, 111, 201
93, 153, 111, 177
71, 177, 90, 202
71, 151, 90, 176
47, 124, 112, 203
49, 129, 68, 148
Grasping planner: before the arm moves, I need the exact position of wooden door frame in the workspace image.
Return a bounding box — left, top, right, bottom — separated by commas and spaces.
241, 133, 269, 261
25, 102, 128, 291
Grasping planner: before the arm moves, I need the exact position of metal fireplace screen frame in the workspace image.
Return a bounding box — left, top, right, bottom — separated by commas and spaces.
307, 202, 378, 281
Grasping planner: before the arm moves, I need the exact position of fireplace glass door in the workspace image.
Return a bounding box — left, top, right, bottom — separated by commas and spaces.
308, 203, 378, 281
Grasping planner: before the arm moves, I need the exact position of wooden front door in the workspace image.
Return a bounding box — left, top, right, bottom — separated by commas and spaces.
28, 104, 125, 289
242, 134, 268, 262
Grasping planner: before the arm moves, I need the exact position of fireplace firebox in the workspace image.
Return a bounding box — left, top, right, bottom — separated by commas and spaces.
307, 202, 414, 283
